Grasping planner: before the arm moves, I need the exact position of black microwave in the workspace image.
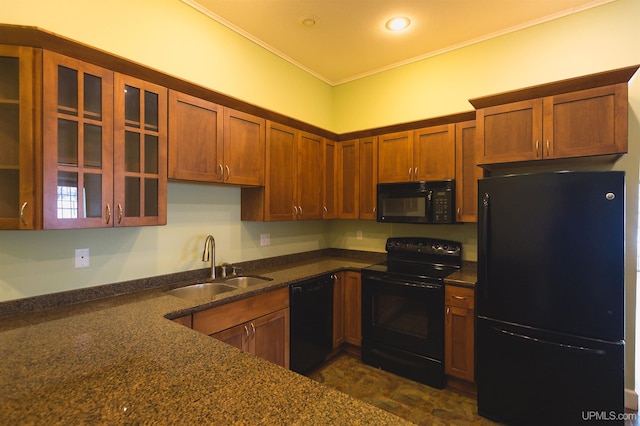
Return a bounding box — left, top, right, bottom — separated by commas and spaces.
377, 180, 455, 224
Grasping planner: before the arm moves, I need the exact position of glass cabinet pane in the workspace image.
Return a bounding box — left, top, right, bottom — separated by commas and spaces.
84, 73, 102, 120
125, 131, 140, 172
84, 123, 102, 168
125, 177, 140, 217
145, 178, 158, 216
0, 170, 19, 218
144, 134, 158, 174
58, 119, 78, 166
84, 173, 102, 218
124, 85, 140, 127
144, 91, 158, 131
0, 104, 19, 166
57, 66, 78, 115
57, 171, 78, 219
0, 57, 19, 100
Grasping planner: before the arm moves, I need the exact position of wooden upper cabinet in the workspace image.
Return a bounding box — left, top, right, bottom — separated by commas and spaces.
168, 91, 223, 182
455, 120, 481, 223
544, 84, 627, 159
42, 51, 115, 229
413, 124, 455, 181
264, 121, 297, 221
297, 131, 323, 219
223, 108, 265, 186
337, 139, 359, 219
0, 45, 40, 230
168, 91, 265, 185
378, 131, 412, 183
472, 66, 637, 168
323, 139, 337, 219
378, 126, 455, 183
359, 136, 378, 220
113, 73, 167, 227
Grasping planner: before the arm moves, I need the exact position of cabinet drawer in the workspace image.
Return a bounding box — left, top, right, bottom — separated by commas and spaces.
445, 285, 474, 309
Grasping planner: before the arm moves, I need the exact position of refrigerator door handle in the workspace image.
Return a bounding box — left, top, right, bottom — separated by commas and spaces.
494, 327, 607, 356
480, 192, 490, 301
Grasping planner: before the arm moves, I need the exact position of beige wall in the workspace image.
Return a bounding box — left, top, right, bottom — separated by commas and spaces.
1, 0, 639, 390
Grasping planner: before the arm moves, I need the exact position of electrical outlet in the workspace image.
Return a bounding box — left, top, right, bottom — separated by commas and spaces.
356, 230, 363, 240
75, 248, 90, 268
260, 233, 270, 246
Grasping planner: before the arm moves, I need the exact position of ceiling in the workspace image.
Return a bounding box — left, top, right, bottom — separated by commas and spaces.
182, 0, 615, 86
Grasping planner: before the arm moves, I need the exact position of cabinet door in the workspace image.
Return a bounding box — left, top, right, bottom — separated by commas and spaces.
337, 139, 359, 219
168, 90, 223, 182
223, 108, 265, 185
0, 45, 39, 229
544, 84, 628, 159
264, 121, 297, 221
445, 305, 475, 382
413, 124, 455, 181
476, 99, 543, 165
455, 120, 481, 223
252, 308, 290, 368
42, 51, 114, 229
333, 272, 345, 349
343, 271, 362, 347
323, 139, 337, 219
212, 322, 250, 352
359, 136, 378, 219
297, 131, 323, 219
113, 73, 167, 226
378, 131, 412, 183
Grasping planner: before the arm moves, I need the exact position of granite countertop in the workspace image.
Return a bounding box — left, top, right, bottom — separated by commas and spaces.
0, 256, 477, 425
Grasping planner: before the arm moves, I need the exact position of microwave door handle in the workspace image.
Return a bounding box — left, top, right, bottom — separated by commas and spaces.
427, 190, 433, 221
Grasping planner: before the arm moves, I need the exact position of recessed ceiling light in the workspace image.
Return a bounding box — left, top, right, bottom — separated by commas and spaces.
299, 15, 320, 28
385, 16, 411, 31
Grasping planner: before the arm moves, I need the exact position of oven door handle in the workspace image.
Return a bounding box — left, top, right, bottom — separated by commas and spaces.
364, 274, 441, 290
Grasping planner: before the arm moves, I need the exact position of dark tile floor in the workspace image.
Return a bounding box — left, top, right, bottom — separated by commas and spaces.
307, 353, 640, 426
307, 353, 497, 425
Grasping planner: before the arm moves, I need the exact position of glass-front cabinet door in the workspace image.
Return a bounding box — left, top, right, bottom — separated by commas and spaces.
113, 74, 167, 226
0, 45, 39, 229
42, 51, 114, 229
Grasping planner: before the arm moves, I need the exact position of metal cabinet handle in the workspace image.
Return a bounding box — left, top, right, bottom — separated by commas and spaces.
546, 139, 550, 156
218, 164, 223, 180
535, 140, 540, 157
298, 205, 303, 215
414, 167, 418, 179
244, 325, 250, 340
20, 202, 28, 226
446, 307, 450, 315
250, 322, 256, 338
452, 295, 467, 300
106, 204, 111, 225
323, 206, 328, 216
225, 165, 230, 180
294, 205, 299, 215
457, 207, 461, 219
117, 204, 123, 224
408, 168, 412, 180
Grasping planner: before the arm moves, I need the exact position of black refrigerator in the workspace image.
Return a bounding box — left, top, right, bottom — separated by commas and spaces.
476, 171, 625, 426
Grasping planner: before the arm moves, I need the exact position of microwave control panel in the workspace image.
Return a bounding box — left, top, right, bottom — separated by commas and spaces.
432, 190, 452, 223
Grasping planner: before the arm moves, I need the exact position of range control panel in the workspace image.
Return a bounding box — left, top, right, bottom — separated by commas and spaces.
386, 237, 462, 258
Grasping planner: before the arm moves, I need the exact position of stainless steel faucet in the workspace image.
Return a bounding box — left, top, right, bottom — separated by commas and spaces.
202, 235, 216, 279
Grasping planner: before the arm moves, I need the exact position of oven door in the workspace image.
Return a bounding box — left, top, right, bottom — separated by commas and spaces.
361, 272, 444, 360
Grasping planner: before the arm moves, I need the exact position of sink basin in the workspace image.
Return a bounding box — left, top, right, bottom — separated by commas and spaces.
223, 275, 272, 288
167, 282, 237, 300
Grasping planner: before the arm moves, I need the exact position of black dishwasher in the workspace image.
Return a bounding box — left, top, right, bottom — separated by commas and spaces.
289, 274, 334, 374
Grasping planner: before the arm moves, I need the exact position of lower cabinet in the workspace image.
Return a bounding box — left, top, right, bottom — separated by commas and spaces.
444, 285, 475, 382
192, 287, 290, 368
343, 271, 362, 347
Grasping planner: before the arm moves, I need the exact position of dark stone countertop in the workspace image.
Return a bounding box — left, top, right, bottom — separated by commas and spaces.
0, 256, 477, 424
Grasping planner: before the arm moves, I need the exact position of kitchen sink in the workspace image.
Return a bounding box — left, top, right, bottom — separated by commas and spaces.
166, 282, 238, 300
223, 275, 272, 288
